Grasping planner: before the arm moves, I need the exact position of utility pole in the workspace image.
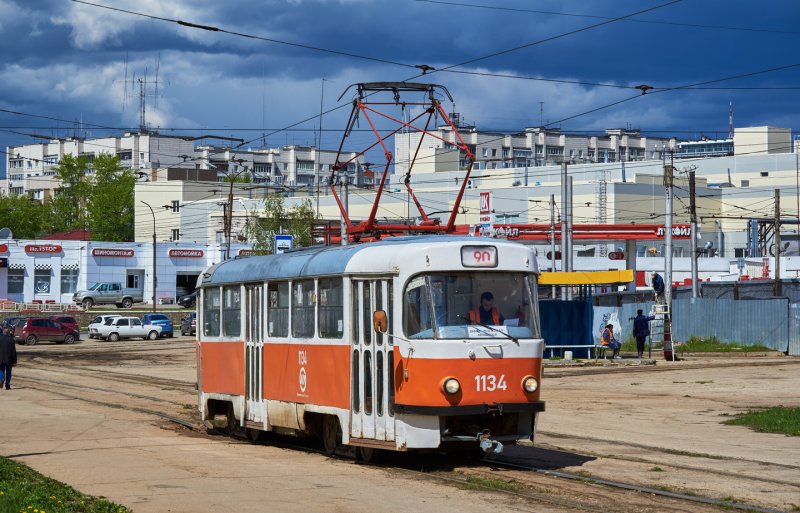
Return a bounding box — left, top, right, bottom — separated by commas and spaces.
140, 201, 157, 313
316, 78, 326, 218
560, 161, 568, 300
550, 194, 556, 298
567, 175, 574, 300
775, 189, 781, 296
663, 155, 674, 360
225, 178, 234, 260
340, 177, 349, 246
689, 169, 698, 298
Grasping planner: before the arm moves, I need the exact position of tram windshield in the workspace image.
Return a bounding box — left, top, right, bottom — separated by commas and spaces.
403, 272, 540, 340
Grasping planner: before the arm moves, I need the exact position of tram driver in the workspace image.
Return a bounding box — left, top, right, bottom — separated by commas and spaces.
468, 291, 505, 326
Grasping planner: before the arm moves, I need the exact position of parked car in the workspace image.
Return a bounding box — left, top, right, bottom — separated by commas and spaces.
73, 281, 143, 309
14, 318, 79, 345
50, 316, 81, 339
141, 313, 174, 338
1, 316, 27, 334
180, 312, 196, 336
177, 291, 197, 309
95, 316, 162, 341
88, 315, 121, 339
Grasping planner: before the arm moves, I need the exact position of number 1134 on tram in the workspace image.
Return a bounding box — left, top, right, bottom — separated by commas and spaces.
196, 236, 544, 458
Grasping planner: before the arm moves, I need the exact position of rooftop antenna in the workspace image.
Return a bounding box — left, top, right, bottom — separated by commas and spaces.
729, 101, 733, 140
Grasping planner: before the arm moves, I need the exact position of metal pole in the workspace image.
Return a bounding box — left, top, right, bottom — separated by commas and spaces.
340, 178, 349, 246
663, 156, 674, 361
560, 161, 567, 300
775, 188, 781, 296
567, 175, 574, 300
140, 201, 157, 313
316, 78, 325, 218
550, 194, 556, 298
226, 178, 234, 260
689, 170, 698, 298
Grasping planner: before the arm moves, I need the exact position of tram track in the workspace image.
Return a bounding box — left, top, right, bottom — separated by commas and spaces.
13, 373, 790, 513
544, 357, 799, 379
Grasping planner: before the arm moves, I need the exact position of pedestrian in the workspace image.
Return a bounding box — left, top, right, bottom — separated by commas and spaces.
600, 323, 621, 359
0, 327, 17, 390
651, 272, 665, 303
633, 309, 655, 358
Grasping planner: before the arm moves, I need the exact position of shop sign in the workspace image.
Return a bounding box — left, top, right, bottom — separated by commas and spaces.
238, 249, 268, 256
92, 248, 135, 258
655, 225, 691, 239
169, 249, 204, 258
25, 244, 62, 254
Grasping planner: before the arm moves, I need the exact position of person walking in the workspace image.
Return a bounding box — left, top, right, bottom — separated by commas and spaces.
651, 272, 665, 303
633, 309, 655, 358
0, 327, 17, 390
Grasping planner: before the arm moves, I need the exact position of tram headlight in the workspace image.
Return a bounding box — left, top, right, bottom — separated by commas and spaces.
443, 377, 461, 395
522, 376, 539, 393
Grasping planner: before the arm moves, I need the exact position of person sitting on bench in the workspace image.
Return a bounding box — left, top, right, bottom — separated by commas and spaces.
600, 323, 621, 359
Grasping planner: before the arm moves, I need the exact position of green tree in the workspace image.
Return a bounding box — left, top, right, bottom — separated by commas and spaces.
86, 153, 136, 241
248, 194, 316, 253
0, 194, 50, 238
51, 154, 90, 232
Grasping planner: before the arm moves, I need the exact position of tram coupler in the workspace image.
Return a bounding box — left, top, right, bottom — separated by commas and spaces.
478, 429, 503, 454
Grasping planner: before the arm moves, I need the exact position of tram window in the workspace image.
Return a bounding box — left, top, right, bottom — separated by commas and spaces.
222, 286, 241, 337
387, 281, 394, 344
351, 280, 359, 345
318, 278, 343, 339
387, 351, 395, 415
376, 351, 384, 416
292, 280, 315, 338
203, 287, 221, 337
267, 282, 289, 337
375, 282, 383, 346
362, 282, 371, 346
403, 276, 432, 338
364, 350, 373, 415
352, 349, 360, 413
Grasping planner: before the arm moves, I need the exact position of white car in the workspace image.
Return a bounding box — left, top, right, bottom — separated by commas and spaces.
95, 316, 162, 341
88, 315, 121, 339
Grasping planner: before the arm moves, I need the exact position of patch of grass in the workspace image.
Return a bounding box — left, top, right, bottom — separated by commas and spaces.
723, 406, 800, 436
548, 356, 563, 361
650, 466, 665, 472
461, 475, 523, 493
0, 456, 129, 513
680, 336, 772, 353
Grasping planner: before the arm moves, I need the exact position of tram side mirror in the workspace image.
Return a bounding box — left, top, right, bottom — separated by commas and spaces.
373, 310, 388, 334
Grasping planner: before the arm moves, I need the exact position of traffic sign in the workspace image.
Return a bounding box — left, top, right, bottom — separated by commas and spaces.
275, 234, 294, 254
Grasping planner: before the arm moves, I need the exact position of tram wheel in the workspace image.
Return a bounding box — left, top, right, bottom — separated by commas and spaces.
247, 428, 262, 442
357, 446, 378, 463
322, 415, 341, 455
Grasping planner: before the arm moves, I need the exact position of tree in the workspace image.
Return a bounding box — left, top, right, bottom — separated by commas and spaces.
86, 153, 136, 241
248, 194, 316, 253
50, 154, 90, 232
0, 194, 50, 238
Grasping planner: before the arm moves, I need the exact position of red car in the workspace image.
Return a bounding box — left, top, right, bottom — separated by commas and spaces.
15, 317, 79, 345
50, 316, 80, 339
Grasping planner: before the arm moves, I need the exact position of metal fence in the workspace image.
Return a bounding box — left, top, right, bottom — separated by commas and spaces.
790, 303, 800, 356
672, 298, 788, 351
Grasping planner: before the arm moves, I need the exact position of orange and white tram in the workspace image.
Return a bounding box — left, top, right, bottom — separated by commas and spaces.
197, 236, 545, 457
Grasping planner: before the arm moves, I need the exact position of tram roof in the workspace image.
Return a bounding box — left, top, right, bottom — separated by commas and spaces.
203, 236, 531, 285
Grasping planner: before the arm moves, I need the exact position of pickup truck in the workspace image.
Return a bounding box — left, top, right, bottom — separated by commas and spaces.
94, 316, 162, 341
73, 282, 143, 309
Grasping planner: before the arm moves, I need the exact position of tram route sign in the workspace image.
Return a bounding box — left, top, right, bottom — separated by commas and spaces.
275, 234, 293, 254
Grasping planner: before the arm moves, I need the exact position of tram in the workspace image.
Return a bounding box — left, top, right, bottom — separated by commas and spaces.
196, 236, 545, 458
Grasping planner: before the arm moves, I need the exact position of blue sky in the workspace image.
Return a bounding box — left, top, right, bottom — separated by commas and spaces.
1, 0, 799, 175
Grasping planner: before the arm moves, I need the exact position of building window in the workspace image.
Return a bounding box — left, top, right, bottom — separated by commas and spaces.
8, 269, 24, 294
491, 148, 497, 157
482, 148, 488, 157
60, 268, 79, 294
127, 274, 140, 289
171, 229, 180, 241
34, 269, 51, 294
172, 200, 180, 212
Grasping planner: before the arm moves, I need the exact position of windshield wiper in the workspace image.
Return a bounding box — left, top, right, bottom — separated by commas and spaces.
457, 314, 518, 344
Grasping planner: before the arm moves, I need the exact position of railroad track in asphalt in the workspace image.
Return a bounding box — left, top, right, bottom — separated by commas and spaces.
543, 358, 800, 378
14, 373, 787, 513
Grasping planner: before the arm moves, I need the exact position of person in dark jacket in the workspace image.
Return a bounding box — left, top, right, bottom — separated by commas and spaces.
0, 327, 17, 390
651, 272, 665, 303
633, 309, 655, 358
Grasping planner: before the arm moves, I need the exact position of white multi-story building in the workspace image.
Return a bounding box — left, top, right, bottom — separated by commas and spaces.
5, 132, 196, 199
394, 124, 679, 175
195, 145, 367, 187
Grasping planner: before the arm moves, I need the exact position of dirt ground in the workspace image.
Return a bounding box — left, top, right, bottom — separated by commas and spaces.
1, 339, 798, 512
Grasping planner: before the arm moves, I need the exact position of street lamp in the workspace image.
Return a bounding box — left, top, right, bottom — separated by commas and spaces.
140, 200, 157, 313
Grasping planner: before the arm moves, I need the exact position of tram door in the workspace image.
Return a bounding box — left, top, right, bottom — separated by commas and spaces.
245, 284, 265, 425
351, 279, 395, 441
